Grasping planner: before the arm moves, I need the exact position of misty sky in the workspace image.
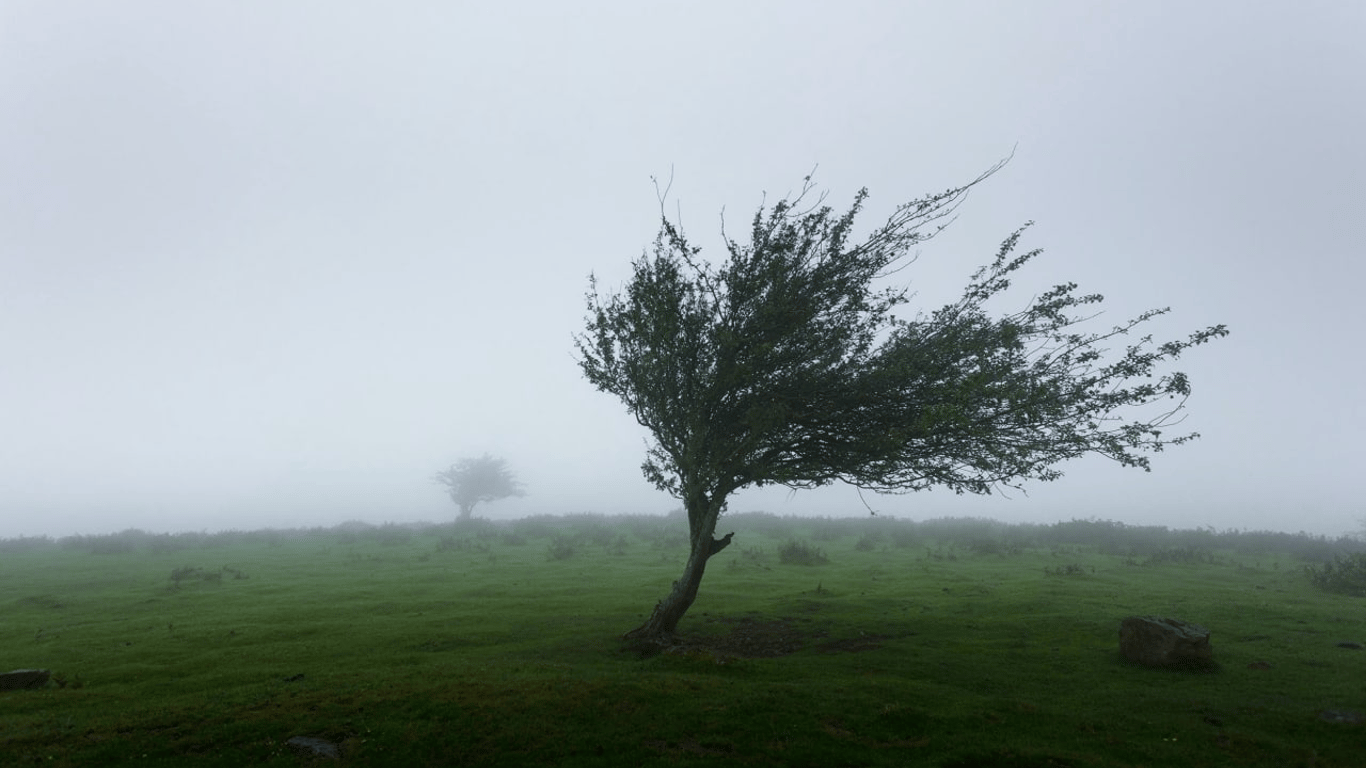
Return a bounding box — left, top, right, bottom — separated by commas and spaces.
2, 2, 1363, 539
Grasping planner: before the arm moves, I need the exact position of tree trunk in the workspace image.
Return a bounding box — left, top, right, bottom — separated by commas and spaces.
624, 493, 734, 646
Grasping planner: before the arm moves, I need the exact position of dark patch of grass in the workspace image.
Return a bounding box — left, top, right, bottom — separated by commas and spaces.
14, 594, 65, 610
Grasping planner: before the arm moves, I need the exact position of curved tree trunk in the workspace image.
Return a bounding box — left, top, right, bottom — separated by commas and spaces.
624, 492, 734, 646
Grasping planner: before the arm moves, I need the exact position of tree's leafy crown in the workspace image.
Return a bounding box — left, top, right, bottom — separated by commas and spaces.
576, 167, 1228, 505
433, 454, 524, 510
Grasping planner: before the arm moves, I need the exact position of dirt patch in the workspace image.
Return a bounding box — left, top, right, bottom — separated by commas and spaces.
626, 611, 904, 659
694, 615, 824, 658
815, 633, 890, 653
655, 614, 896, 659
643, 737, 733, 757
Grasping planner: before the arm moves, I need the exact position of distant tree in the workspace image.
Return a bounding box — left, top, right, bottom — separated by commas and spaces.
576, 164, 1228, 645
433, 454, 525, 521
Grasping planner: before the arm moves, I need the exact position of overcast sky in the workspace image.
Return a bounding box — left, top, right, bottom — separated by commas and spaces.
2, 1, 1362, 539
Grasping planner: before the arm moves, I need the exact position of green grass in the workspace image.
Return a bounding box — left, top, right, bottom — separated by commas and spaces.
1, 516, 1363, 766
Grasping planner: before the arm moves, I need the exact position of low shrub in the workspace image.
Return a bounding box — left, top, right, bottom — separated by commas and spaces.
436, 536, 490, 554
727, 546, 770, 572
1144, 547, 1218, 566
854, 534, 880, 552
373, 524, 414, 546
967, 537, 1022, 556
888, 525, 919, 548
923, 544, 958, 562
0, 535, 54, 554
779, 540, 828, 566
170, 566, 247, 586
1305, 553, 1366, 596
813, 523, 844, 542
546, 536, 576, 561
149, 534, 202, 554
171, 566, 220, 585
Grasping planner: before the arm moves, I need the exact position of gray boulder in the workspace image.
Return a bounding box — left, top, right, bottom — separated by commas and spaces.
1119, 616, 1213, 669
286, 736, 342, 760
0, 669, 51, 691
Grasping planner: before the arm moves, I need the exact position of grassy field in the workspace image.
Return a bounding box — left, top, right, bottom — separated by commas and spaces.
1, 514, 1363, 767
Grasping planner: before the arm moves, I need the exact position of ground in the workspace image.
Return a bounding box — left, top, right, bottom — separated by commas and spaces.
647, 611, 897, 660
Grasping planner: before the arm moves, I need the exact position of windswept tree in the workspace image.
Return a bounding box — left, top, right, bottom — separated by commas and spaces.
576, 164, 1227, 645
433, 454, 525, 521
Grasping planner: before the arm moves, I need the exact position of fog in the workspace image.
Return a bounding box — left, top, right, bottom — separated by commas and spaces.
2, 2, 1362, 540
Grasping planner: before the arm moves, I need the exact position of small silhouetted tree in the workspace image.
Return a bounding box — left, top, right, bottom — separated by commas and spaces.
433, 454, 525, 521
576, 163, 1228, 645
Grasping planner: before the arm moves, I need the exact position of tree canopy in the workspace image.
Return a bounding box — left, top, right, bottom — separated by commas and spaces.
576, 165, 1228, 643
433, 454, 524, 521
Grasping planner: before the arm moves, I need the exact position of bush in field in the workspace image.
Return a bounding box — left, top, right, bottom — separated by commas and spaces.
728, 546, 771, 572
0, 535, 54, 554
966, 537, 1022, 556
568, 516, 616, 548
725, 511, 792, 538
779, 540, 828, 566
854, 533, 881, 552
61, 529, 153, 554
1305, 553, 1366, 597
169, 566, 247, 586
620, 514, 676, 542
888, 524, 919, 548
435, 536, 490, 554
512, 515, 557, 540
149, 533, 203, 554
373, 524, 414, 546
647, 529, 689, 550
1144, 546, 1217, 565
546, 536, 576, 561
171, 566, 217, 585
813, 523, 845, 542
923, 543, 959, 562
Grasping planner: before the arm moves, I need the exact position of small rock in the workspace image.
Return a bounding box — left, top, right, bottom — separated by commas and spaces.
287, 736, 341, 760
1334, 641, 1362, 650
0, 669, 51, 691
1119, 616, 1214, 669
1318, 709, 1364, 724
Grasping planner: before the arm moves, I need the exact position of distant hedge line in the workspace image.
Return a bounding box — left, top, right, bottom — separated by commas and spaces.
3, 513, 1363, 563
